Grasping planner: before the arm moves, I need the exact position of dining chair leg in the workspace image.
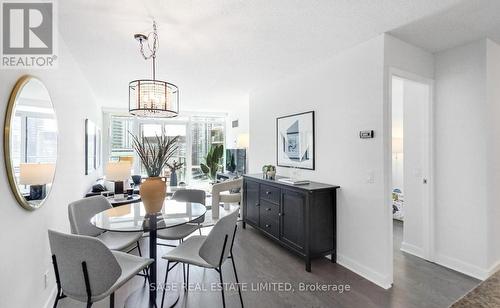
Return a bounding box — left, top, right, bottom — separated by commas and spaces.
52, 255, 63, 308
218, 268, 226, 308
183, 263, 186, 287
86, 301, 92, 308
136, 241, 142, 257
231, 256, 244, 307
136, 241, 149, 281
198, 223, 202, 236
109, 292, 114, 308
186, 264, 190, 292
161, 261, 170, 308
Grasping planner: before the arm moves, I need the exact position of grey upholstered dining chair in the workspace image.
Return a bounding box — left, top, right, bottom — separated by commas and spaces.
156, 189, 206, 247
68, 195, 144, 254
160, 208, 243, 308
48, 229, 153, 308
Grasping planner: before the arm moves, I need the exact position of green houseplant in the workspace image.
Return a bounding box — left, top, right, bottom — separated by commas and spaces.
130, 133, 179, 213
262, 165, 276, 179
200, 144, 224, 181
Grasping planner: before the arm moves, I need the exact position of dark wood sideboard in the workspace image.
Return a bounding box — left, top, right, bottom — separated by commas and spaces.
242, 174, 340, 272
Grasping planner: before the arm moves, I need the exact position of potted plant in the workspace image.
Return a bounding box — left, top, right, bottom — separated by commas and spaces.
262, 165, 276, 179
166, 160, 184, 187
130, 133, 179, 213
200, 144, 224, 182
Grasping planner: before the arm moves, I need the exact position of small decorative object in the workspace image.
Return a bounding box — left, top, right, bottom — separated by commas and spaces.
200, 144, 224, 181
262, 165, 276, 180
166, 160, 184, 187
131, 175, 142, 185
277, 111, 315, 170
131, 132, 179, 213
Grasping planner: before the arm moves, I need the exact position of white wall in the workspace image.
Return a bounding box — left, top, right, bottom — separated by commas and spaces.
486, 39, 500, 273
434, 39, 489, 277
249, 35, 392, 288
0, 38, 102, 307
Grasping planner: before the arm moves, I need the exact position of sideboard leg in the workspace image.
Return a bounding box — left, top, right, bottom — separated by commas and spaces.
330, 253, 336, 263
305, 257, 311, 272
242, 221, 246, 229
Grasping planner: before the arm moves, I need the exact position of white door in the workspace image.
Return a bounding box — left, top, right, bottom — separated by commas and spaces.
401, 77, 432, 260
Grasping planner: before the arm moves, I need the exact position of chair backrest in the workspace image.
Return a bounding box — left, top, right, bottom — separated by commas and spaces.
199, 207, 239, 267
173, 189, 206, 224
68, 195, 112, 236
48, 230, 121, 299
172, 189, 206, 205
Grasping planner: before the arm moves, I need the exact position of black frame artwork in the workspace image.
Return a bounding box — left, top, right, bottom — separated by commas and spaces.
276, 111, 315, 170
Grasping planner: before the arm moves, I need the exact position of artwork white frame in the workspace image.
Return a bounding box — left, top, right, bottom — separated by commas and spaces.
276, 111, 315, 170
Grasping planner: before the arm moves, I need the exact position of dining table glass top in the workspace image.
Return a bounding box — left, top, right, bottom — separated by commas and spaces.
90, 200, 207, 232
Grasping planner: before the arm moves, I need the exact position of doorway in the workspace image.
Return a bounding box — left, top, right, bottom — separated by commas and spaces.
390, 72, 433, 262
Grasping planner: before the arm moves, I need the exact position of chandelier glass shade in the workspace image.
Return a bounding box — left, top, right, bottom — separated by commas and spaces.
129, 79, 179, 117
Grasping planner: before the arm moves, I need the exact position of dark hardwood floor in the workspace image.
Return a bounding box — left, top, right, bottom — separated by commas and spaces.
58, 220, 479, 308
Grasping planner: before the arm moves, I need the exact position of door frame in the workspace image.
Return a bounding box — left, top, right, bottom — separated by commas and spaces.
386, 68, 435, 263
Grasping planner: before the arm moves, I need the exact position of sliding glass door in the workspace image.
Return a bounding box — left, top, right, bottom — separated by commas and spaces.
107, 114, 225, 184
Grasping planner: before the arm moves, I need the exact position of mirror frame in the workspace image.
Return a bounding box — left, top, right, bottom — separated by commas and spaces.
4, 75, 58, 211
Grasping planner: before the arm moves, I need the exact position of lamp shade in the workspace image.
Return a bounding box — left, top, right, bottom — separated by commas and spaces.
129, 80, 179, 118
237, 133, 249, 148
392, 137, 403, 154
19, 163, 55, 185
105, 162, 131, 181
119, 156, 134, 164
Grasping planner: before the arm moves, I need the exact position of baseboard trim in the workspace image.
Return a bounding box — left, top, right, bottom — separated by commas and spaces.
435, 253, 488, 280
43, 286, 57, 308
336, 254, 392, 289
400, 241, 425, 259
486, 260, 500, 278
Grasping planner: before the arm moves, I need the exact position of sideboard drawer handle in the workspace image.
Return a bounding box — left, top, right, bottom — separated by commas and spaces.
255, 202, 260, 207
266, 208, 272, 211
266, 191, 271, 195
265, 224, 271, 228
278, 212, 283, 216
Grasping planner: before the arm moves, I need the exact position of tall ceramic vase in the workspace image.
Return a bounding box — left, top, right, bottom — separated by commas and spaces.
140, 177, 166, 213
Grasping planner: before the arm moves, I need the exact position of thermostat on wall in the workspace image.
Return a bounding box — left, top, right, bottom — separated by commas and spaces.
359, 130, 374, 139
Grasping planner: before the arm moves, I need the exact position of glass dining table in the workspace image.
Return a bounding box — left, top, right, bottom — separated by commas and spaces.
91, 200, 207, 307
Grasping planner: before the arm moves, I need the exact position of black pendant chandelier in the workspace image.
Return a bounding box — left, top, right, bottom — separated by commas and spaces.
129, 21, 179, 118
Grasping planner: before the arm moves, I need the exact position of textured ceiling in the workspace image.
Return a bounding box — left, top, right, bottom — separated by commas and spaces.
390, 0, 500, 53
59, 0, 464, 111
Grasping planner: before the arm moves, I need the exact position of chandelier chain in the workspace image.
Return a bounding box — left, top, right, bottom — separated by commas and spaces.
138, 21, 159, 60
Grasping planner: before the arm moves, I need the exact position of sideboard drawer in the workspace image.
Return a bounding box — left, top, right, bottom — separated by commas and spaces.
260, 200, 280, 221
260, 216, 279, 238
260, 184, 280, 204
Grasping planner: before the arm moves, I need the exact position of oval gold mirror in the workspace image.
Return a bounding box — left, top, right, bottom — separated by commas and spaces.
4, 76, 58, 210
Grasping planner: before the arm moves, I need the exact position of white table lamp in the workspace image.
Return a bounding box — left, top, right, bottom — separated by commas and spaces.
19, 163, 55, 200
237, 133, 249, 149
105, 161, 132, 198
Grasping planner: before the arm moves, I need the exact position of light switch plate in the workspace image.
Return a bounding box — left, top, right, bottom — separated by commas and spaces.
359, 130, 374, 139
